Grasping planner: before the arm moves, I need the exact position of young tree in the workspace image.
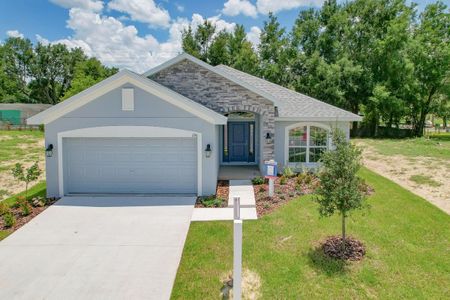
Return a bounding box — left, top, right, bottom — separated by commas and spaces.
315, 129, 366, 251
11, 162, 42, 201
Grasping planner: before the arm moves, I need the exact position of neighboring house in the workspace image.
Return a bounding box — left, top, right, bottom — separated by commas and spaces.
0, 103, 52, 125
28, 53, 361, 197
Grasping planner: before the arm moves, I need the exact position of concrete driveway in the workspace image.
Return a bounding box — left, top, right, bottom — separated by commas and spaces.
0, 196, 195, 300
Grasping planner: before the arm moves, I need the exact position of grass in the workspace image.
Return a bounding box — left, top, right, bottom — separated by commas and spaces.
354, 134, 450, 159
409, 175, 442, 187
0, 130, 44, 164
0, 182, 46, 241
171, 168, 450, 299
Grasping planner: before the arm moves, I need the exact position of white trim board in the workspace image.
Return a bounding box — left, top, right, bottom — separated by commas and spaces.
27, 70, 227, 125
142, 53, 278, 106
57, 126, 203, 196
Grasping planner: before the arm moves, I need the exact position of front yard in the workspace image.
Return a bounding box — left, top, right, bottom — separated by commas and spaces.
172, 168, 450, 299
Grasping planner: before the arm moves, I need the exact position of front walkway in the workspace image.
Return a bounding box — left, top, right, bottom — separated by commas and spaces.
191, 180, 257, 221
0, 196, 195, 300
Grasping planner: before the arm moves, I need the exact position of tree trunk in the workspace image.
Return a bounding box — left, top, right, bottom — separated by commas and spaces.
25, 182, 28, 201
341, 213, 346, 252
444, 116, 447, 129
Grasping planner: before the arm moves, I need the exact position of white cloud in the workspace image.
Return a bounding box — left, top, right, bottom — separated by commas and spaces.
256, 0, 324, 14
107, 0, 171, 28
222, 0, 257, 18
175, 3, 184, 12
35, 34, 50, 45
6, 30, 24, 38
246, 26, 261, 48
38, 9, 237, 73
49, 0, 103, 12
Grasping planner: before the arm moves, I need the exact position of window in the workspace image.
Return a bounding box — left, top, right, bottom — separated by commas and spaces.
288, 125, 329, 164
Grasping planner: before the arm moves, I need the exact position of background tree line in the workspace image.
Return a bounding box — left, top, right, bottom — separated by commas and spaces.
0, 38, 117, 105
181, 0, 449, 137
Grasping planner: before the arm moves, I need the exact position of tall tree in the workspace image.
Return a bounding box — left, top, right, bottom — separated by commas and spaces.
29, 43, 85, 104
64, 57, 118, 99
0, 37, 34, 101
258, 13, 290, 85
409, 1, 450, 136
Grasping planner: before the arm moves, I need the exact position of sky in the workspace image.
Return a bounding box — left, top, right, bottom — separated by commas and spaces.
0, 0, 442, 73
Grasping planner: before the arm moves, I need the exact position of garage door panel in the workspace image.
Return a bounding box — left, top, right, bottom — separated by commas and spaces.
63, 137, 197, 194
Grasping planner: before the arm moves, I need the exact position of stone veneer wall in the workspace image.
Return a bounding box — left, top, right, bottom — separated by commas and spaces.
150, 59, 275, 162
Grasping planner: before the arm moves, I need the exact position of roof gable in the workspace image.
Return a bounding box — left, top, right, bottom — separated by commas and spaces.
27, 70, 227, 125
142, 53, 277, 105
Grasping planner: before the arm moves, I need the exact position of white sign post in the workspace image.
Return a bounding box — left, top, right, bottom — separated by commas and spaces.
233, 197, 242, 300
268, 178, 274, 197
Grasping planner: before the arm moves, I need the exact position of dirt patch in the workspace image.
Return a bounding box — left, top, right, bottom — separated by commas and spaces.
356, 141, 450, 214
220, 268, 262, 300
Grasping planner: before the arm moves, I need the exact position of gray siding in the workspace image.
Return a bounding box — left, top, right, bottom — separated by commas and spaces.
45, 83, 219, 197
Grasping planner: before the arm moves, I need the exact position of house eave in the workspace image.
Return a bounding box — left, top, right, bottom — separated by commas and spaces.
275, 116, 363, 122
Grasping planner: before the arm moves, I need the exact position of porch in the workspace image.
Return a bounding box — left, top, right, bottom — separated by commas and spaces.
218, 165, 261, 180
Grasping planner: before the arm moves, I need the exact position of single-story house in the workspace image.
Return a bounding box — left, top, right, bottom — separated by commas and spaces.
28, 53, 361, 197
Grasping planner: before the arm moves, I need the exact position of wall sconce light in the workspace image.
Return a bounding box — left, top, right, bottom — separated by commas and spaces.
265, 132, 272, 140
45, 144, 53, 157
205, 144, 212, 158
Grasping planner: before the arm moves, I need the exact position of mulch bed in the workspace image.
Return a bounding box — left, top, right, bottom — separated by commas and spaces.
321, 236, 366, 261
0, 198, 58, 232
253, 175, 320, 217
195, 180, 229, 208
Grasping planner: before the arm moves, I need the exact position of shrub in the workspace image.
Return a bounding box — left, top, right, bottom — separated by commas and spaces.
252, 176, 265, 185
279, 175, 287, 185
200, 196, 224, 208
297, 172, 313, 185
17, 196, 31, 216
0, 202, 10, 215
3, 212, 16, 228
282, 166, 294, 178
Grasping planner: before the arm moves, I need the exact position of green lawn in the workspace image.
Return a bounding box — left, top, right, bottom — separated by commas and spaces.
354, 134, 450, 159
0, 130, 44, 164
172, 168, 449, 299
0, 182, 46, 241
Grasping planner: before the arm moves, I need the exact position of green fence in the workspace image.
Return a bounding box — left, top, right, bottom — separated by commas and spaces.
0, 110, 22, 125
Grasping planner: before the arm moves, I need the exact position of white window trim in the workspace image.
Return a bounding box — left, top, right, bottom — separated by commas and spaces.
284, 122, 331, 167
57, 126, 203, 196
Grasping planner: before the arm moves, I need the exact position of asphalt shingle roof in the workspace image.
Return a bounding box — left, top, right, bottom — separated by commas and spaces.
215, 64, 361, 121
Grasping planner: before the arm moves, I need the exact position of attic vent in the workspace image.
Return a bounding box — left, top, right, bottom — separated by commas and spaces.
122, 88, 134, 111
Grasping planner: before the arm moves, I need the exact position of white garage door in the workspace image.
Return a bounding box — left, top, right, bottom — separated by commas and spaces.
63, 137, 197, 194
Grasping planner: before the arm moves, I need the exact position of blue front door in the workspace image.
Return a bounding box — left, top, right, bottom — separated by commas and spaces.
227, 122, 255, 162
